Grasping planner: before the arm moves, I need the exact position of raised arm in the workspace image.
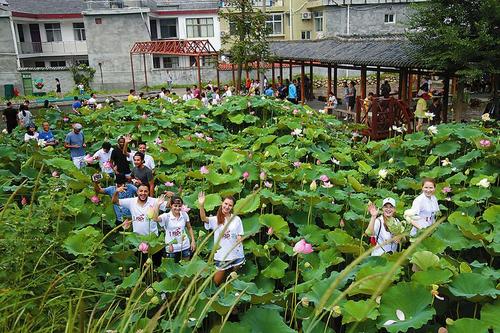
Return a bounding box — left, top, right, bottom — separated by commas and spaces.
123, 134, 132, 155
198, 191, 208, 222
93, 177, 105, 194
365, 202, 378, 235
151, 194, 165, 222
112, 185, 125, 205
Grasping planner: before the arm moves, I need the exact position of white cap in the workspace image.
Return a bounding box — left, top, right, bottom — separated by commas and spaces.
382, 197, 396, 207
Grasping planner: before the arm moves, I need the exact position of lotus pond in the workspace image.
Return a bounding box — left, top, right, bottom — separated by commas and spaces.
0, 96, 498, 333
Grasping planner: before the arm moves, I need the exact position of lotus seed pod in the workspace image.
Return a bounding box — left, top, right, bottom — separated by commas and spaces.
445, 318, 454, 325
150, 296, 159, 305
146, 288, 154, 297
304, 262, 311, 268
145, 258, 153, 265
264, 244, 269, 250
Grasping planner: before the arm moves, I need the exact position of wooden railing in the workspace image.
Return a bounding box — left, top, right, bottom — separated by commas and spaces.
355, 97, 414, 140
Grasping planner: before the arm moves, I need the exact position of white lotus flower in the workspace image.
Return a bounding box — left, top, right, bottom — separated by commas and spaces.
441, 158, 452, 167
96, 103, 103, 109
37, 139, 46, 147
428, 125, 438, 135
105, 98, 110, 103
481, 113, 491, 121
477, 178, 490, 188
391, 125, 403, 133
2, 129, 8, 134
388, 158, 394, 164
291, 128, 303, 137
378, 169, 388, 179
424, 112, 435, 120
331, 157, 340, 165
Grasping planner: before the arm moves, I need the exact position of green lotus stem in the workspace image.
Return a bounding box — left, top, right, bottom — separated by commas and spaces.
290, 255, 300, 328
28, 163, 44, 219
307, 197, 313, 225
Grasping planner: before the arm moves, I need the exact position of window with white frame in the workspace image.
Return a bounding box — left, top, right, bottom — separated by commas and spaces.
186, 18, 214, 38
73, 23, 86, 41
163, 57, 179, 68
384, 13, 395, 24
313, 11, 323, 32
301, 31, 311, 40
45, 23, 62, 42
266, 13, 283, 35
160, 18, 177, 39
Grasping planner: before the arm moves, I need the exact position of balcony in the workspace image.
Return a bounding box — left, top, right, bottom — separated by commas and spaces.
221, 0, 283, 7
18, 41, 87, 56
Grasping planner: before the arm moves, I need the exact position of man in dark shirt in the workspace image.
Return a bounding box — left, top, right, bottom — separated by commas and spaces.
110, 136, 131, 177
2, 102, 17, 133
131, 152, 154, 194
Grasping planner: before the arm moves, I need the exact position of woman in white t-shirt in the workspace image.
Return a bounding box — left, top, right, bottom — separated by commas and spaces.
198, 192, 245, 285
155, 196, 195, 262
410, 178, 439, 236
366, 198, 399, 256
24, 124, 39, 142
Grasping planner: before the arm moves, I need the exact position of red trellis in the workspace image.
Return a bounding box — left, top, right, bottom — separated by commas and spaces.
130, 40, 218, 90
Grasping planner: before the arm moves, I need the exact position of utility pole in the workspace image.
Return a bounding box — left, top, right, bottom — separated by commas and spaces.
260, 0, 267, 93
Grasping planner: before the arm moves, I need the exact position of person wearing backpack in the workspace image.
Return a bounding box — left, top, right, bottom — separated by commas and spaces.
366, 198, 401, 256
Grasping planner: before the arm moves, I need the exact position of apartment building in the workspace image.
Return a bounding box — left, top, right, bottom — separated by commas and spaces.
0, 0, 222, 94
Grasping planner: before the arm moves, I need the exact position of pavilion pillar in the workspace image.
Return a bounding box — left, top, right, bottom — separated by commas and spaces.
399, 68, 408, 102
271, 63, 276, 87
416, 73, 421, 92
309, 62, 313, 100
231, 64, 236, 88
196, 55, 202, 91
327, 63, 332, 95
246, 62, 249, 79
289, 61, 293, 82
376, 68, 381, 96
257, 61, 261, 81
279, 60, 283, 83
360, 66, 367, 99
216, 64, 220, 89
407, 72, 413, 101
300, 61, 305, 105
143, 54, 148, 91
130, 53, 135, 90
442, 75, 450, 123
333, 64, 338, 97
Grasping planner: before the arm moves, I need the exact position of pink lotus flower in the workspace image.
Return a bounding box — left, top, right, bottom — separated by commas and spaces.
195, 132, 204, 139
181, 205, 191, 213
322, 181, 334, 188
159, 148, 165, 152
200, 166, 209, 174
63, 117, 69, 122
293, 239, 313, 254
339, 219, 345, 227
293, 161, 302, 168
293, 109, 299, 115
154, 137, 163, 145
84, 154, 95, 164
164, 181, 174, 187
259, 171, 266, 180
442, 186, 452, 194
103, 161, 112, 169
319, 175, 329, 182
267, 227, 273, 235
264, 181, 273, 188
122, 219, 131, 230
142, 113, 148, 119
21, 196, 27, 206
205, 136, 213, 142
479, 139, 491, 148
316, 159, 321, 165
138, 242, 149, 254
52, 171, 59, 178
242, 171, 249, 180
91, 195, 100, 204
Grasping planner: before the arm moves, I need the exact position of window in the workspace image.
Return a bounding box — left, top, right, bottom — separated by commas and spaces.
95, 18, 102, 24
45, 23, 62, 42
150, 20, 158, 40
75, 59, 89, 66
35, 61, 45, 68
162, 57, 179, 68
301, 31, 311, 40
153, 57, 161, 69
160, 18, 177, 39
189, 56, 214, 67
73, 23, 86, 41
186, 18, 214, 38
384, 14, 395, 24
17, 24, 25, 43
49, 60, 66, 67
266, 14, 283, 35
313, 11, 323, 32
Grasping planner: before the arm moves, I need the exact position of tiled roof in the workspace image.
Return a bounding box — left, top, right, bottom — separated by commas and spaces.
5, 0, 85, 14
270, 36, 425, 68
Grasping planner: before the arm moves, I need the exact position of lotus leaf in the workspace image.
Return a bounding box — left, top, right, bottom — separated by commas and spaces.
240, 306, 297, 333
448, 272, 500, 299
480, 299, 500, 331
262, 257, 289, 279
410, 251, 441, 271
63, 226, 101, 256
447, 318, 489, 333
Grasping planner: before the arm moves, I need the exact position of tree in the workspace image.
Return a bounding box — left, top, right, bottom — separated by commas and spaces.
407, 0, 500, 121
220, 0, 271, 91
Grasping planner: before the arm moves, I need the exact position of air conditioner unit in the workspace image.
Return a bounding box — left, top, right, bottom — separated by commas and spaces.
301, 12, 312, 20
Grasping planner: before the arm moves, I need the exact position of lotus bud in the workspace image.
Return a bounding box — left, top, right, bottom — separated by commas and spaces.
263, 244, 269, 250
229, 271, 238, 279
438, 328, 448, 333
332, 305, 342, 317
106, 272, 111, 277
142, 113, 148, 119
91, 195, 100, 204
319, 175, 329, 182
388, 158, 394, 164
200, 166, 209, 174
122, 219, 131, 230
316, 159, 321, 165
129, 267, 133, 272
146, 207, 155, 219
264, 181, 273, 188
138, 242, 149, 254
445, 318, 454, 326
464, 168, 470, 175
304, 262, 311, 268
150, 296, 159, 305
375, 296, 381, 304
262, 203, 267, 208
145, 257, 153, 265
146, 288, 154, 297
339, 219, 345, 227
309, 180, 317, 191
52, 171, 59, 177
301, 297, 310, 307
266, 227, 273, 235
477, 178, 490, 188
118, 266, 123, 271
242, 171, 249, 180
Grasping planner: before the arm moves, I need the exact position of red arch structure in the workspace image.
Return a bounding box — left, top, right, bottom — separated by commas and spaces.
129, 39, 218, 90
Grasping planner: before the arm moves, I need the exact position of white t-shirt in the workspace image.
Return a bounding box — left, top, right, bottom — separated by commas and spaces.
119, 197, 159, 236
205, 215, 244, 261
183, 93, 193, 101
87, 97, 96, 106
371, 217, 398, 256
158, 211, 190, 252
212, 93, 220, 105
410, 193, 439, 236
93, 148, 114, 174
24, 132, 39, 142
224, 89, 232, 97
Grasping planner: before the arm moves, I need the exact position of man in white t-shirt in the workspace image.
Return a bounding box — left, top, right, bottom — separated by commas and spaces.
86, 93, 97, 108
92, 142, 114, 175
137, 142, 155, 171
